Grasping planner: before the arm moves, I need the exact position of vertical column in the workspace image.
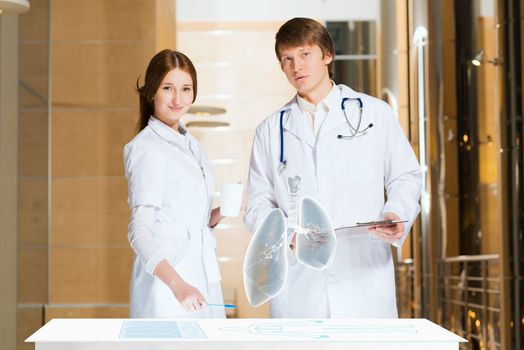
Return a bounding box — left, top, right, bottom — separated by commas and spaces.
17, 1, 50, 349
0, 13, 19, 350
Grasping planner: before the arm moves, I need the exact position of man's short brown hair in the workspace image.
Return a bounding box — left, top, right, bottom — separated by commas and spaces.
275, 17, 335, 78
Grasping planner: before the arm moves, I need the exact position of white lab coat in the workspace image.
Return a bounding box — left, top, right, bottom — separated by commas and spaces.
124, 117, 223, 318
244, 84, 422, 318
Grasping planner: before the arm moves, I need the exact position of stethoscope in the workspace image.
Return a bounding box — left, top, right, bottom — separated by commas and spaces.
278, 97, 373, 173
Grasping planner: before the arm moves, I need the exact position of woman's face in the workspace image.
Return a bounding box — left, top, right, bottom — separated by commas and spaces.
153, 68, 194, 130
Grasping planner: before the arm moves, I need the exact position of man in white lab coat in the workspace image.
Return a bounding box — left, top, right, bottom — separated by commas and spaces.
244, 17, 422, 318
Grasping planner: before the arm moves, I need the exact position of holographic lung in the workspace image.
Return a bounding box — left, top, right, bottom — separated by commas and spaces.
243, 208, 288, 307
244, 191, 337, 307
296, 196, 337, 270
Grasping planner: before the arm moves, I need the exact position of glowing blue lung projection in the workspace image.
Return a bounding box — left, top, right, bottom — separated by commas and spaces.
243, 209, 288, 307
243, 176, 337, 307
296, 197, 337, 270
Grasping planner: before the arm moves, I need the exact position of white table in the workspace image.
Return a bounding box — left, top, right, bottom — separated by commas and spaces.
27, 318, 466, 350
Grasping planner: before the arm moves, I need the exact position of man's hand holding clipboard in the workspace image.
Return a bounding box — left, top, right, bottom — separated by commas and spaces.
366, 212, 406, 244
336, 212, 407, 246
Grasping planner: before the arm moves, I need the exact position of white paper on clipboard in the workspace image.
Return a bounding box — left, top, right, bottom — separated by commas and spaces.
335, 220, 408, 247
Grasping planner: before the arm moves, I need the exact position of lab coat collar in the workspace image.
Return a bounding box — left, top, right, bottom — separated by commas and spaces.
322, 82, 340, 114
280, 84, 362, 147
338, 84, 362, 99
147, 116, 189, 147
281, 83, 339, 148
317, 84, 361, 141
281, 101, 316, 148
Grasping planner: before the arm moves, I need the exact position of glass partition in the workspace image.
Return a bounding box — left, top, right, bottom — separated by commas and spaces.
327, 21, 377, 96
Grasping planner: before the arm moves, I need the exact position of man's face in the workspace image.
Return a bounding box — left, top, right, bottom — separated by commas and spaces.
279, 44, 332, 99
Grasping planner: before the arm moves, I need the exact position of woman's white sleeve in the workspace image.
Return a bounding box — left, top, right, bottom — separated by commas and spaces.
128, 205, 168, 275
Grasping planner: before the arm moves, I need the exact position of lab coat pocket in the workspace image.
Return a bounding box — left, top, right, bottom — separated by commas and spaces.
335, 139, 379, 184
334, 150, 383, 219
336, 159, 376, 184
370, 240, 396, 300
154, 222, 190, 266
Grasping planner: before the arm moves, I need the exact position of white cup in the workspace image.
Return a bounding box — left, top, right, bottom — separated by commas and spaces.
220, 182, 244, 217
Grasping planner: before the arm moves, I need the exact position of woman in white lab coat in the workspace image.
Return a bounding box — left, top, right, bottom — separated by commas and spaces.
244, 18, 422, 318
124, 50, 225, 318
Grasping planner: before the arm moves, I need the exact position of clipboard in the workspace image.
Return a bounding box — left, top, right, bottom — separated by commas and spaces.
336, 219, 408, 231
354, 219, 408, 227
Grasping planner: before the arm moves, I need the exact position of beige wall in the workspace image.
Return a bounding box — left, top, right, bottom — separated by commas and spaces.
17, 1, 173, 348
17, 0, 297, 337
47, 0, 155, 312
177, 21, 294, 317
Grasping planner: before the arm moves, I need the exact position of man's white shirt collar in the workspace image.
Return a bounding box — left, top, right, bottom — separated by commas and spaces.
296, 82, 340, 136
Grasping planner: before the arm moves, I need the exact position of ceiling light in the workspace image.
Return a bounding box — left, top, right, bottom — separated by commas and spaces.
185, 121, 230, 128
187, 106, 226, 116
0, 0, 30, 14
